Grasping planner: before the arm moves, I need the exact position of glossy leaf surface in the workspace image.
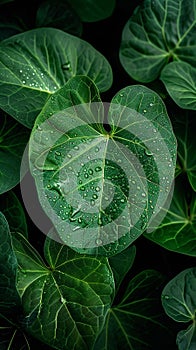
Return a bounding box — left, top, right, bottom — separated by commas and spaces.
13, 233, 114, 349
0, 28, 112, 128
161, 62, 196, 110
29, 80, 177, 256
162, 267, 196, 350
120, 0, 196, 82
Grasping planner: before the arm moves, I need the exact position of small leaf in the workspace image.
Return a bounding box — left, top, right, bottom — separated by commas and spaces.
0, 191, 28, 237
0, 28, 113, 128
67, 0, 116, 22
0, 111, 29, 194
144, 177, 196, 256
120, 0, 196, 82
13, 233, 114, 349
161, 62, 196, 110
162, 267, 196, 350
36, 0, 82, 36
0, 212, 20, 315
94, 270, 175, 350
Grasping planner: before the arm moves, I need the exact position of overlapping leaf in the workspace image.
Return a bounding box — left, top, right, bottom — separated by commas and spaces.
94, 270, 175, 350
12, 233, 114, 350
0, 111, 29, 194
120, 0, 196, 82
0, 27, 112, 128
161, 62, 196, 110
144, 177, 196, 256
162, 267, 196, 350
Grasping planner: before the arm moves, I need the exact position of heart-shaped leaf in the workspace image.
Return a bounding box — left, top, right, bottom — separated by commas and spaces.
0, 27, 112, 128
144, 177, 196, 256
162, 267, 196, 350
29, 79, 177, 256
120, 0, 196, 82
94, 270, 175, 350
0, 212, 20, 315
12, 232, 114, 350
161, 62, 196, 110
67, 0, 116, 22
0, 111, 29, 194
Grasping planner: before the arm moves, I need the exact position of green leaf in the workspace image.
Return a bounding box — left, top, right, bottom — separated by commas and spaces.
119, 0, 196, 82
108, 245, 136, 292
0, 212, 20, 315
12, 232, 114, 349
36, 0, 82, 37
0, 27, 113, 128
0, 111, 29, 194
162, 267, 196, 350
94, 270, 175, 350
161, 62, 196, 110
29, 81, 176, 256
0, 314, 30, 350
173, 113, 196, 191
0, 191, 28, 237
67, 0, 116, 22
177, 323, 196, 350
144, 177, 196, 256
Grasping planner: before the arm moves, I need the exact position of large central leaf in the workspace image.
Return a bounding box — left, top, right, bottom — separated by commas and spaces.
29, 77, 177, 256
0, 27, 112, 128
119, 0, 196, 82
13, 233, 114, 350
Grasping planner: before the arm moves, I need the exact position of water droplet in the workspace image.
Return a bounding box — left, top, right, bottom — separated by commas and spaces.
22, 80, 26, 84
62, 62, 71, 70
120, 198, 125, 203
37, 125, 42, 131
95, 166, 102, 172
74, 146, 79, 150
163, 295, 169, 300
119, 93, 124, 97
67, 154, 72, 158
88, 169, 93, 175
95, 186, 100, 192
150, 103, 153, 106
72, 226, 80, 232
84, 173, 89, 178
143, 109, 147, 113
55, 151, 61, 156
141, 193, 146, 197
92, 194, 98, 199
95, 147, 99, 152
19, 69, 22, 73
95, 238, 103, 246
145, 149, 153, 156
91, 200, 95, 206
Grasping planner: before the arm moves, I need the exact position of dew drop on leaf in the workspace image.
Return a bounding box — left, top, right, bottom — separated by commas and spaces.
61, 62, 71, 70
145, 149, 153, 156
95, 238, 103, 246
